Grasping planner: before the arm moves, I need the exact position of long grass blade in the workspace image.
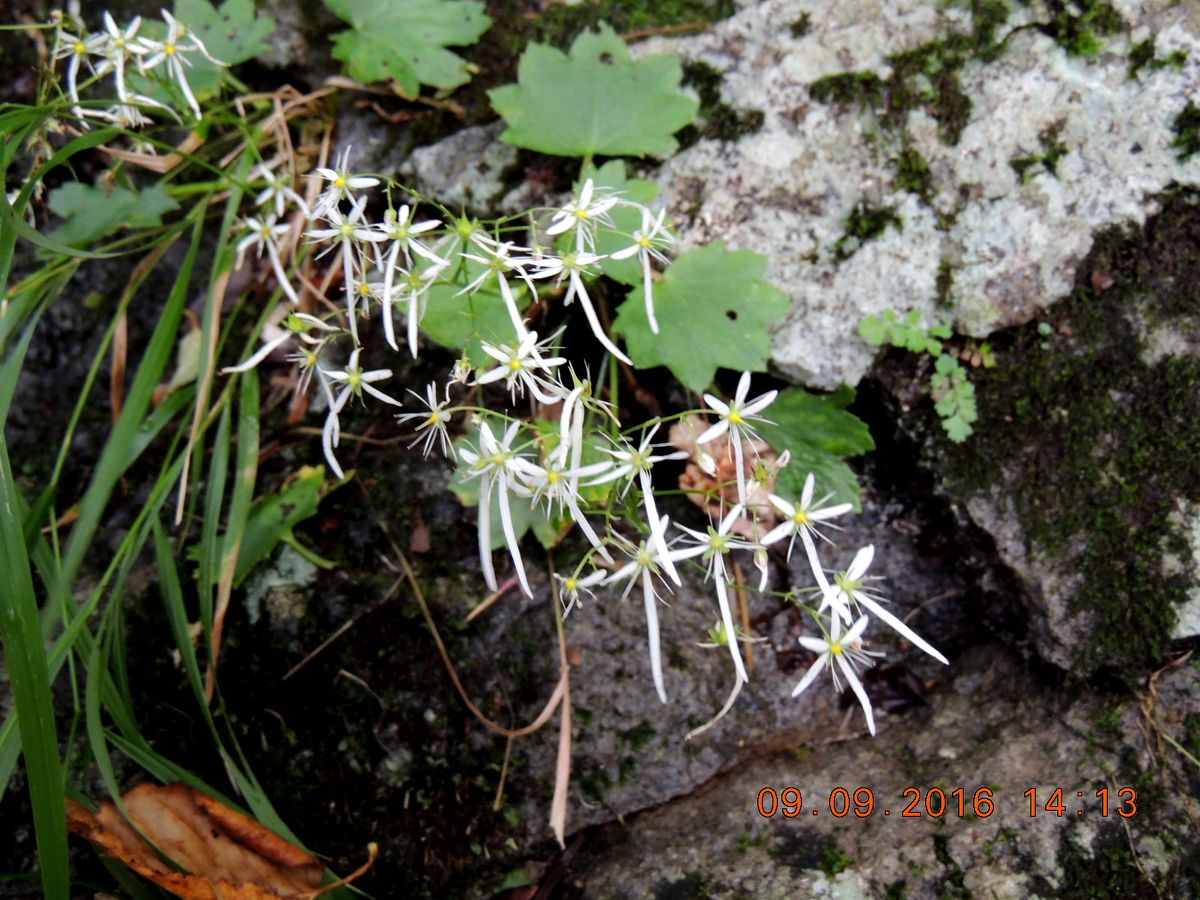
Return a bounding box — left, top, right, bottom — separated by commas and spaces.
0, 435, 69, 898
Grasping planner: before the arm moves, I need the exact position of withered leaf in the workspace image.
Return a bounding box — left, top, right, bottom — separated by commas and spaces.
67, 783, 333, 899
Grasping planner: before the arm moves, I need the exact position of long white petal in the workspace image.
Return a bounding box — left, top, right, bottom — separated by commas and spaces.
836, 655, 876, 735
714, 579, 748, 684
640, 473, 679, 586
643, 571, 667, 703
791, 655, 828, 697
478, 480, 496, 591
852, 591, 948, 664
498, 480, 532, 598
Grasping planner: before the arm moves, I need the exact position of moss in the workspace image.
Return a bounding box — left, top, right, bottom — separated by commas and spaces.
1024, 0, 1124, 58
677, 60, 765, 148
619, 721, 657, 750
940, 192, 1200, 673
808, 0, 1014, 145
529, 0, 736, 49
932, 834, 970, 898
893, 146, 933, 197
789, 13, 813, 38
832, 201, 903, 261
1125, 39, 1185, 79
820, 845, 854, 876
1054, 827, 1153, 898
1010, 122, 1069, 182
1171, 102, 1200, 162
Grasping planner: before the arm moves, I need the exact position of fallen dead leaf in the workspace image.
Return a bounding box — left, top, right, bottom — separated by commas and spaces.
67, 783, 374, 899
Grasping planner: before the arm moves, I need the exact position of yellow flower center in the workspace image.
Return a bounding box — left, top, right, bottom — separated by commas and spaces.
830, 641, 844, 656
74, 41, 86, 54
547, 470, 560, 485
729, 410, 744, 425
333, 175, 348, 189
508, 359, 522, 372
793, 510, 809, 525
165, 43, 176, 55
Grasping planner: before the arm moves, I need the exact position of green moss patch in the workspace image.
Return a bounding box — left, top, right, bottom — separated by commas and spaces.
940, 193, 1200, 673
807, 0, 1012, 145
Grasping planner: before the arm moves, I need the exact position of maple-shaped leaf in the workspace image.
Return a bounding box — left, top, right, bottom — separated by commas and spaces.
48, 183, 179, 246
325, 0, 491, 97
67, 782, 376, 898
759, 386, 874, 511
488, 24, 699, 158
612, 240, 790, 392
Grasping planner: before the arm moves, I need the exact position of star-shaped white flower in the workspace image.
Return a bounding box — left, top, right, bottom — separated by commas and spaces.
696, 371, 778, 504
312, 146, 380, 218
457, 421, 534, 598
545, 178, 618, 252
761, 472, 853, 588
396, 382, 454, 459
671, 504, 762, 685
823, 545, 949, 666
609, 206, 673, 333
792, 614, 884, 735
474, 330, 567, 405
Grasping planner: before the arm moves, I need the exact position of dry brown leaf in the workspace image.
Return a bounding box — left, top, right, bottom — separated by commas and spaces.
67, 783, 361, 899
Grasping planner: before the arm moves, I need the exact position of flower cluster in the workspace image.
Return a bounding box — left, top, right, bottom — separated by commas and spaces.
216, 141, 948, 737
52, 10, 224, 126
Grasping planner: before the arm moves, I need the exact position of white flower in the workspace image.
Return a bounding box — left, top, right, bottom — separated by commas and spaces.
525, 249, 631, 365
458, 240, 541, 338
457, 421, 534, 598
545, 178, 618, 252
53, 25, 104, 112
511, 453, 613, 563
251, 163, 309, 219
312, 146, 379, 218
94, 12, 150, 103
395, 382, 454, 458
609, 206, 673, 334
554, 567, 607, 617
306, 197, 383, 339
696, 371, 778, 504
237, 214, 299, 304
319, 348, 403, 478
385, 256, 450, 358
761, 473, 853, 587
607, 517, 693, 703
139, 11, 221, 119
824, 545, 949, 666
474, 330, 567, 405
590, 424, 689, 586
792, 614, 884, 735
671, 505, 761, 685
220, 311, 337, 375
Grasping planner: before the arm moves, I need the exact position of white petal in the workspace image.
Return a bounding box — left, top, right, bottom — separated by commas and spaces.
791, 655, 828, 697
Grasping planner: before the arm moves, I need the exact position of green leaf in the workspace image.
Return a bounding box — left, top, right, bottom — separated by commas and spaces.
488, 24, 699, 158
857, 315, 887, 346
760, 386, 874, 511
47, 183, 179, 246
943, 415, 973, 442
420, 279, 529, 367
233, 465, 337, 584
325, 0, 491, 96
612, 240, 790, 392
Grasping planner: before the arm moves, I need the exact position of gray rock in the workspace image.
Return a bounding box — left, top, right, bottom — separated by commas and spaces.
635, 0, 1200, 388
564, 642, 1200, 898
